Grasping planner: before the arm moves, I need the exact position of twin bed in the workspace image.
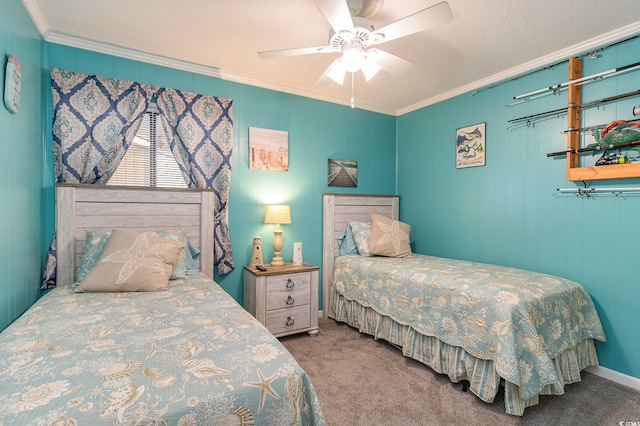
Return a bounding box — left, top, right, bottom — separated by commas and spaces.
0, 185, 324, 425
322, 193, 606, 416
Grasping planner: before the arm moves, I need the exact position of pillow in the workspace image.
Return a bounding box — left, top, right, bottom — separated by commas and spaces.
75, 228, 189, 283
75, 228, 110, 283
368, 213, 413, 258
349, 221, 373, 257
185, 239, 201, 275
337, 224, 359, 255
152, 229, 189, 279
75, 229, 185, 293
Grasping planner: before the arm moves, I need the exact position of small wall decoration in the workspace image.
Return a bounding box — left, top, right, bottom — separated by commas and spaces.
456, 122, 486, 168
249, 127, 288, 171
4, 54, 21, 114
328, 159, 358, 187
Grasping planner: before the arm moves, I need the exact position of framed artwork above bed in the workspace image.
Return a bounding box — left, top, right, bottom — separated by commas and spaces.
249, 127, 288, 171
328, 159, 358, 187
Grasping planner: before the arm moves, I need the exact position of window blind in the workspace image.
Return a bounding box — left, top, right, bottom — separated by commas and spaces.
108, 108, 186, 188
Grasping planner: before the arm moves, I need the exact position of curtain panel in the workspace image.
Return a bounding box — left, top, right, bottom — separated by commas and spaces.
50, 67, 154, 184
43, 69, 234, 288
156, 88, 234, 275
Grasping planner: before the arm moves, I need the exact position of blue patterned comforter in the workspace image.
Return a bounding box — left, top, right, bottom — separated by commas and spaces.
332, 254, 606, 400
0, 273, 324, 425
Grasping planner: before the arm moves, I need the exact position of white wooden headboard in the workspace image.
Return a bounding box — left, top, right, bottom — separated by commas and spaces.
56, 184, 216, 285
322, 193, 399, 317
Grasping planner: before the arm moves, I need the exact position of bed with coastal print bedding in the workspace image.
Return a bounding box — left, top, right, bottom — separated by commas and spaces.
322, 193, 606, 416
0, 185, 324, 425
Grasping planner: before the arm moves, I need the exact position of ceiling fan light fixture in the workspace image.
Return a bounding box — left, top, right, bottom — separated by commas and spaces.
326, 59, 347, 85
361, 57, 381, 81
342, 46, 365, 72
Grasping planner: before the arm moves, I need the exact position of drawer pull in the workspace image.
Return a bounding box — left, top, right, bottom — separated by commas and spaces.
286, 316, 295, 327
286, 295, 295, 305
286, 279, 295, 289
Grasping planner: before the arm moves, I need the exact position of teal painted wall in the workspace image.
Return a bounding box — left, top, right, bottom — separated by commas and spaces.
0, 0, 44, 330
43, 43, 397, 308
397, 37, 640, 379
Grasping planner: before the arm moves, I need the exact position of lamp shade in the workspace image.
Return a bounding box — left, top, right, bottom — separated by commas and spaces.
264, 205, 291, 225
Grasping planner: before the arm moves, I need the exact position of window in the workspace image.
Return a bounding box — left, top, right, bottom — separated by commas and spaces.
108, 106, 187, 188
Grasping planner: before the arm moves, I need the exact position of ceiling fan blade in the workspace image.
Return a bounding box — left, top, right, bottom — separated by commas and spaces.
258, 45, 334, 59
315, 0, 354, 34
369, 49, 414, 76
371, 1, 452, 44
314, 58, 347, 86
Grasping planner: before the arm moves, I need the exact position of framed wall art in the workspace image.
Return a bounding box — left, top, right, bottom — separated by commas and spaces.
456, 122, 485, 168
249, 127, 288, 171
328, 159, 358, 187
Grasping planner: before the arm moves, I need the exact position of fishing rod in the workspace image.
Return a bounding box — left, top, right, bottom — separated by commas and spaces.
547, 139, 640, 157
508, 89, 640, 124
513, 60, 640, 100
506, 66, 640, 108
562, 117, 640, 134
505, 88, 566, 107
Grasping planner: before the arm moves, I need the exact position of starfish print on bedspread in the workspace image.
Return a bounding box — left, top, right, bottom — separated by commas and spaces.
243, 368, 280, 412
99, 234, 176, 285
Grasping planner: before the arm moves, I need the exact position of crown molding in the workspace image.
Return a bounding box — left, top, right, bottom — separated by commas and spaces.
41, 32, 393, 114
20, 0, 640, 117
397, 22, 640, 116
45, 31, 222, 79
44, 32, 393, 114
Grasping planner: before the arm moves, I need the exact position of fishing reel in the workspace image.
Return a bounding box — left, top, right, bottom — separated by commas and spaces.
595, 149, 631, 166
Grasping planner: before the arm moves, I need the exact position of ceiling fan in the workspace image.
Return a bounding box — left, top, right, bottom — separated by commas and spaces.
258, 0, 453, 86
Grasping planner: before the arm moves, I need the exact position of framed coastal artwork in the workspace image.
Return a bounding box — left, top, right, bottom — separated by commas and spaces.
456, 122, 485, 168
328, 159, 358, 187
249, 127, 289, 171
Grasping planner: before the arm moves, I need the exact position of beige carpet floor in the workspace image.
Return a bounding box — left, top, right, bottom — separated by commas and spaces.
280, 318, 640, 426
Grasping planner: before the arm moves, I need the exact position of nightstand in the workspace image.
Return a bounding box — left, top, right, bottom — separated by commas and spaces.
243, 263, 319, 337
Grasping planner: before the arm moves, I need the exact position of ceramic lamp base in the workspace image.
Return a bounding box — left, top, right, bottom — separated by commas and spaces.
271, 228, 284, 266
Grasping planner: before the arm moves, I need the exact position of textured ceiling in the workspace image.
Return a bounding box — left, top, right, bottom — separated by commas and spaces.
23, 0, 640, 115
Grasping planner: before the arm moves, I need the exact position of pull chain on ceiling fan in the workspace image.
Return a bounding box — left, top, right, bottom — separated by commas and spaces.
258, 0, 453, 88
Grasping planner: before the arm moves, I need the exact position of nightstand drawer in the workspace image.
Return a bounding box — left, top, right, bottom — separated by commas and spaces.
266, 273, 310, 292
267, 288, 310, 310
265, 306, 310, 335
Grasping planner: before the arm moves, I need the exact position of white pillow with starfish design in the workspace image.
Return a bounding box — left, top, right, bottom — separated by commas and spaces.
75, 229, 185, 292
368, 213, 413, 258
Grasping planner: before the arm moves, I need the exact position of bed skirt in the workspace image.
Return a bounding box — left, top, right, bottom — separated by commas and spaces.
329, 288, 599, 416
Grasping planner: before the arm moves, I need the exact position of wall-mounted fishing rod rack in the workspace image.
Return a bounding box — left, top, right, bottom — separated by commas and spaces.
564, 58, 640, 181
509, 56, 640, 181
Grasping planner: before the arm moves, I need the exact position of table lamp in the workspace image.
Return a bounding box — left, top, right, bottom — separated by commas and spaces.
264, 204, 291, 266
